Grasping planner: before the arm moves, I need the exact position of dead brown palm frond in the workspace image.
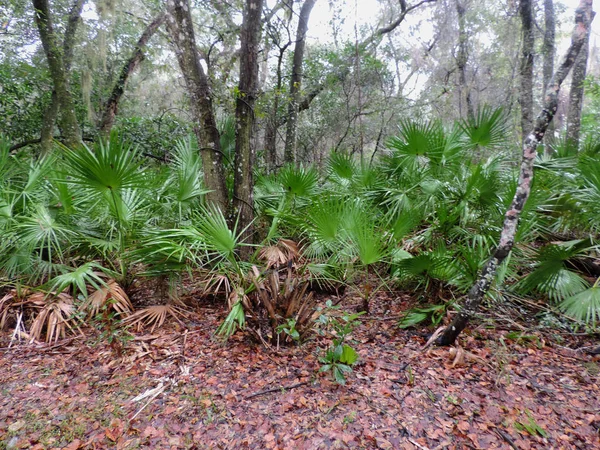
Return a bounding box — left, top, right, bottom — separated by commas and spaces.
0, 289, 34, 330
195, 270, 232, 297
122, 304, 188, 332
0, 292, 17, 330
81, 280, 133, 318
248, 264, 317, 345
258, 239, 301, 269
28, 292, 81, 343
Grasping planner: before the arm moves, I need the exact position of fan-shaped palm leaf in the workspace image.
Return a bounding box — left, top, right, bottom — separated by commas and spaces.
28, 292, 80, 343
123, 304, 187, 332
460, 106, 507, 150
560, 281, 600, 327
278, 164, 319, 198
515, 242, 593, 302
80, 279, 133, 318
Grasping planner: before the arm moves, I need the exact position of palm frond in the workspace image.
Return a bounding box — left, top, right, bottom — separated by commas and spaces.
81, 279, 133, 318
28, 292, 81, 343
45, 262, 107, 298
460, 106, 507, 149
559, 283, 600, 327
123, 304, 187, 332
278, 164, 319, 198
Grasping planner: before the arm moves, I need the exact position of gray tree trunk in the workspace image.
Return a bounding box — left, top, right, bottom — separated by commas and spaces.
456, 0, 474, 121
543, 0, 556, 146
566, 11, 596, 150
436, 0, 595, 347
99, 12, 167, 136
166, 0, 228, 211
233, 0, 264, 254
33, 0, 83, 151
519, 0, 535, 144
283, 0, 317, 165
265, 44, 290, 173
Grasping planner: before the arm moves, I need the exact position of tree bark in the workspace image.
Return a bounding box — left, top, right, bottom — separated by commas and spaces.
166, 0, 228, 211
543, 0, 556, 145
566, 11, 596, 150
233, 0, 264, 253
456, 0, 473, 121
519, 0, 535, 144
33, 0, 83, 151
99, 12, 167, 136
283, 0, 317, 165
435, 0, 595, 347
543, 0, 556, 96
265, 43, 290, 173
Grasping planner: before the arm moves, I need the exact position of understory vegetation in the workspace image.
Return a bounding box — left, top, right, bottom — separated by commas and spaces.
1, 107, 599, 377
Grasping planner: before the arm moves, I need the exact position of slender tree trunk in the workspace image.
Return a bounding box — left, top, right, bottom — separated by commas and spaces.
166, 0, 227, 211
233, 0, 264, 253
33, 0, 83, 150
436, 0, 594, 347
265, 45, 289, 173
283, 0, 317, 165
543, 0, 556, 147
456, 0, 474, 121
519, 0, 535, 144
566, 11, 596, 150
543, 0, 556, 97
99, 12, 167, 136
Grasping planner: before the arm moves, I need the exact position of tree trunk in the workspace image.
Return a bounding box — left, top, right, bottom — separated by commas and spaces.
456, 0, 474, 121
543, 0, 556, 146
543, 0, 556, 97
283, 0, 317, 165
99, 12, 167, 136
519, 0, 535, 145
33, 0, 83, 151
566, 11, 596, 150
233, 0, 264, 253
265, 45, 289, 173
166, 0, 228, 211
436, 0, 595, 347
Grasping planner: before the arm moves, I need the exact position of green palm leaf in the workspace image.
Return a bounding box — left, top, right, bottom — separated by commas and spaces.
560, 284, 600, 327
460, 106, 507, 149
61, 139, 144, 194
278, 164, 319, 198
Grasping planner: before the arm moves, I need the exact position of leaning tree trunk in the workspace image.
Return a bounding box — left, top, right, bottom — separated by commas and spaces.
283, 0, 317, 165
99, 12, 167, 136
232, 0, 264, 255
166, 0, 228, 211
436, 0, 595, 347
33, 0, 83, 151
456, 0, 474, 121
566, 11, 596, 150
519, 0, 535, 144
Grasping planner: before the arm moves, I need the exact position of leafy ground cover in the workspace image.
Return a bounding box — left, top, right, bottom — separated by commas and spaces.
1, 291, 599, 450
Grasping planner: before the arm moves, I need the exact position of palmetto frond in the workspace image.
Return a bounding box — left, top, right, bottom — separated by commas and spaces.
515, 241, 593, 302
28, 292, 81, 343
61, 139, 144, 194
45, 262, 107, 298
560, 281, 600, 327
278, 164, 319, 198
81, 279, 133, 318
123, 304, 187, 332
386, 119, 445, 171
460, 106, 507, 150
327, 152, 356, 187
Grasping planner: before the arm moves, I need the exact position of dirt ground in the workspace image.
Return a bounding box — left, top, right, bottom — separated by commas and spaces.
1, 291, 599, 449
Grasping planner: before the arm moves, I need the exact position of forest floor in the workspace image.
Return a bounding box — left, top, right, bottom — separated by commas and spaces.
0, 290, 599, 450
